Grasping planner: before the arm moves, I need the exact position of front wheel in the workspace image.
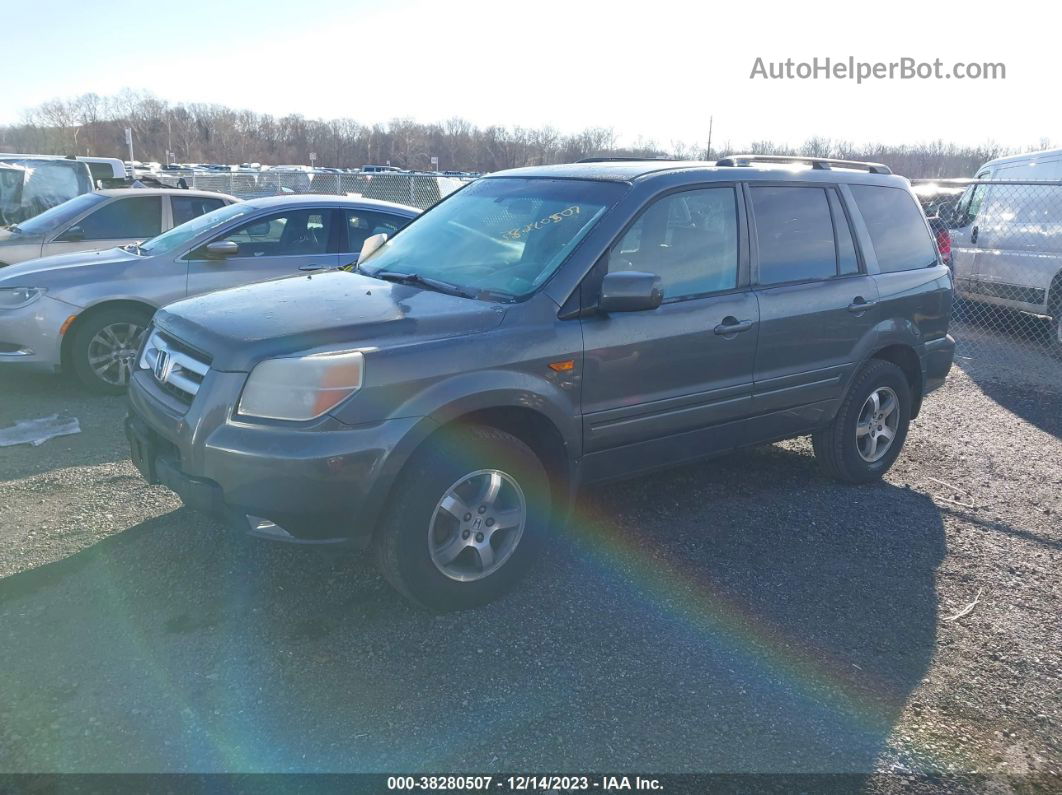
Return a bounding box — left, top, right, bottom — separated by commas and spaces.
1049, 293, 1062, 358
374, 424, 551, 611
69, 307, 153, 394
812, 360, 912, 484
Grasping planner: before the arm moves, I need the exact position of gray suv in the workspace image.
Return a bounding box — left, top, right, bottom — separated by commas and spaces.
126, 156, 955, 611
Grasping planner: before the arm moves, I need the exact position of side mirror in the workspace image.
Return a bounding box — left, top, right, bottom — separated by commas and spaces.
205, 240, 239, 258
60, 225, 85, 242
359, 232, 388, 263
598, 271, 663, 313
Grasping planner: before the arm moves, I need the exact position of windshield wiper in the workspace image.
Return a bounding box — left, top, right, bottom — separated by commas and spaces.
121, 241, 146, 255
370, 271, 476, 299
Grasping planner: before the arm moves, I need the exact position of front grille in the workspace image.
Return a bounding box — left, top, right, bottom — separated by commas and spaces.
139, 329, 212, 404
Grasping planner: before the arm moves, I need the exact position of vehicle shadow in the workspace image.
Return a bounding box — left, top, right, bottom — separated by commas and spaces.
0, 443, 945, 777
955, 363, 1062, 441
0, 369, 129, 483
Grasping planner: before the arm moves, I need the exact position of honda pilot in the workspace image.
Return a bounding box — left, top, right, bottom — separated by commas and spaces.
126, 156, 955, 611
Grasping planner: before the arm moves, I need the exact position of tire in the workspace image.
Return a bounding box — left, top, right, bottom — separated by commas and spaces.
1049, 289, 1062, 359
69, 307, 153, 394
812, 360, 912, 484
374, 424, 551, 612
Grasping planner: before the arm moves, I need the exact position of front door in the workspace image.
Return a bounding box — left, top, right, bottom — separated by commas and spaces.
579, 185, 759, 481
185, 207, 341, 297
747, 184, 879, 442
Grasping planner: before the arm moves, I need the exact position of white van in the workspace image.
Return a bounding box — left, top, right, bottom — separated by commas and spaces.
0, 154, 95, 223
949, 148, 1062, 352
77, 156, 129, 185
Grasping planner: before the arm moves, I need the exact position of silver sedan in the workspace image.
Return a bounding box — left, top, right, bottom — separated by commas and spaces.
0, 188, 240, 266
0, 194, 419, 392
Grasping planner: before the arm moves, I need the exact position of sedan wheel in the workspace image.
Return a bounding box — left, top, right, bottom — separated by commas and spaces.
87, 322, 147, 387
70, 306, 154, 394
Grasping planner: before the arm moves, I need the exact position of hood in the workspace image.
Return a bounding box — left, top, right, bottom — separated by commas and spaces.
0, 247, 136, 287
154, 270, 508, 371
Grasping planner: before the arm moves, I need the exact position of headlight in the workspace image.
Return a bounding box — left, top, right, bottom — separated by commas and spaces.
0, 287, 45, 310
238, 350, 364, 421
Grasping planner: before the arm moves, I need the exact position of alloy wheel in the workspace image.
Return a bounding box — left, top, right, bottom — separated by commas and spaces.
428, 469, 527, 582
87, 322, 146, 386
856, 386, 900, 463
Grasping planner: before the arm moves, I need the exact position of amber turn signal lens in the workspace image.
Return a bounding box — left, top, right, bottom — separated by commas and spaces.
548, 359, 575, 372
58, 315, 78, 336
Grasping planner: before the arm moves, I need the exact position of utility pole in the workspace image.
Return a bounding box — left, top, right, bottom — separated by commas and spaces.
124, 127, 134, 166
706, 116, 714, 160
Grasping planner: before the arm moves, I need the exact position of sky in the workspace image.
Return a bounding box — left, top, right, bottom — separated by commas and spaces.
4, 0, 1060, 150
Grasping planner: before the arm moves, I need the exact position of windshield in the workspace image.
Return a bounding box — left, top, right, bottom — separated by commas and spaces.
11, 192, 106, 234
139, 201, 251, 255
360, 177, 625, 299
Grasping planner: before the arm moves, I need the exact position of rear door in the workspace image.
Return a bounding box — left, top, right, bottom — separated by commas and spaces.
847, 183, 951, 350
184, 206, 341, 297
338, 207, 414, 266
168, 194, 229, 231
746, 183, 879, 441
579, 185, 759, 480
42, 195, 163, 257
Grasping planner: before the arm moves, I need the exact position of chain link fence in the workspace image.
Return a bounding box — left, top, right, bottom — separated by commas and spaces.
151, 170, 470, 209
911, 178, 1062, 380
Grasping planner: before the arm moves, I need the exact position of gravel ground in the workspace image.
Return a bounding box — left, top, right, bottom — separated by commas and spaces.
0, 330, 1059, 790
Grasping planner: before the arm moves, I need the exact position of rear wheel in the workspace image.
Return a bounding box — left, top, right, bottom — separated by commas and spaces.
374, 424, 551, 611
812, 359, 912, 484
69, 307, 153, 394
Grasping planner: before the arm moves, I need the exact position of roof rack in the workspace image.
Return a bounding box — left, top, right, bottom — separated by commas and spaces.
715, 154, 892, 175
576, 156, 677, 163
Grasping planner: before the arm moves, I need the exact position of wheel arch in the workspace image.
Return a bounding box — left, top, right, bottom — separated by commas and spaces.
1048, 269, 1062, 315
59, 299, 157, 372
869, 343, 924, 418
375, 404, 575, 543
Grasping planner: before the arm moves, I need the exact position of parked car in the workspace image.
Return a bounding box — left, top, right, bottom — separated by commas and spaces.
911, 183, 963, 268
0, 188, 240, 266
0, 154, 94, 223
949, 149, 1062, 352
125, 155, 954, 611
0, 164, 24, 226
0, 195, 418, 392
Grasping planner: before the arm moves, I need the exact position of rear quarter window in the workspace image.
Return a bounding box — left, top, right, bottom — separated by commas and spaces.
850, 185, 937, 273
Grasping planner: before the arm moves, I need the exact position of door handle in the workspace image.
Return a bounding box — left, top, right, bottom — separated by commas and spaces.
714, 317, 754, 335
971, 225, 979, 245
847, 297, 878, 314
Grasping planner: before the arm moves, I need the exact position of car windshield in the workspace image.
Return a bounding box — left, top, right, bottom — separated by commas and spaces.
359, 177, 626, 299
11, 192, 107, 234
139, 201, 251, 255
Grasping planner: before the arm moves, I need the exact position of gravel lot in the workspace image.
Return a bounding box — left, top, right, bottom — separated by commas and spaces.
0, 330, 1059, 789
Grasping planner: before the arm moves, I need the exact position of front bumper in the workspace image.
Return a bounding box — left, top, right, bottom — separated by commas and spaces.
126, 368, 431, 545
0, 295, 75, 372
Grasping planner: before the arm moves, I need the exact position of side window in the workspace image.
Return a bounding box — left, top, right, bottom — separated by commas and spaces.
209, 209, 332, 258
78, 196, 162, 240
171, 196, 226, 227
828, 190, 860, 275
849, 185, 938, 273
344, 210, 410, 254
610, 187, 738, 299
751, 186, 836, 285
